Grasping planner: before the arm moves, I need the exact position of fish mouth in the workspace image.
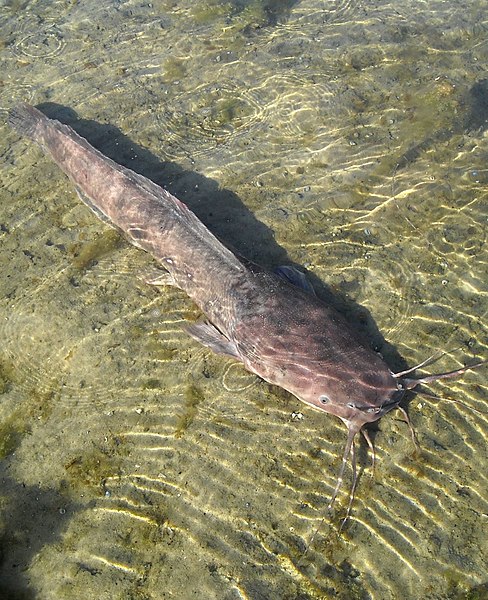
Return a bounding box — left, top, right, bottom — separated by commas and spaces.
353, 389, 404, 416
379, 389, 406, 413
379, 397, 403, 413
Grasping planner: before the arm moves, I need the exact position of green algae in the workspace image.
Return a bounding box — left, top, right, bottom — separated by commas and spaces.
0, 417, 27, 459
0, 359, 14, 395
142, 378, 161, 390
69, 229, 122, 272
163, 57, 187, 83
0, 385, 57, 459
64, 437, 127, 495
174, 384, 204, 438
190, 1, 233, 24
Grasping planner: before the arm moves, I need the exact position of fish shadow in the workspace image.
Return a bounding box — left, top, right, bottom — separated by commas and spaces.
35, 102, 409, 374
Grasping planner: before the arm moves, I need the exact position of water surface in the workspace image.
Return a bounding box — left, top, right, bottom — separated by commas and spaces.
1, 1, 487, 598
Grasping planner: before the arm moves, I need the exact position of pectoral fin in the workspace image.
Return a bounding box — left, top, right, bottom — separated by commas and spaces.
75, 187, 116, 228
185, 321, 241, 360
139, 265, 179, 288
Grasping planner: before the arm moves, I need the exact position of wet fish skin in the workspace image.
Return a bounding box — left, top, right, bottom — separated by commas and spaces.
7, 103, 403, 436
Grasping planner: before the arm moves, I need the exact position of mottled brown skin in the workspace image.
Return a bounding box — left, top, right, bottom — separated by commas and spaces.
8, 103, 404, 429
9, 104, 482, 518
229, 263, 404, 425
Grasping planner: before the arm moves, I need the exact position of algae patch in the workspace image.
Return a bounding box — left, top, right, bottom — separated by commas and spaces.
0, 385, 57, 459
69, 228, 123, 271
163, 57, 187, 83
174, 384, 205, 438
0, 416, 27, 459
64, 436, 127, 495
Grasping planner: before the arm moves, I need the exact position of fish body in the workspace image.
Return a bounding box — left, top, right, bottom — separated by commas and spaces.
8, 104, 402, 433
10, 103, 481, 513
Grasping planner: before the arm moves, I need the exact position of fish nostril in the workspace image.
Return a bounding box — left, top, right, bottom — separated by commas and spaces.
319, 395, 330, 404
347, 402, 356, 409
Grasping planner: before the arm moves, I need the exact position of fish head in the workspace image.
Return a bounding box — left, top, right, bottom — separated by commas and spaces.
302, 365, 405, 430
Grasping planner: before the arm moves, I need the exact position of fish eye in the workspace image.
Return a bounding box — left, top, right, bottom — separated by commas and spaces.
367, 407, 380, 414
319, 395, 330, 404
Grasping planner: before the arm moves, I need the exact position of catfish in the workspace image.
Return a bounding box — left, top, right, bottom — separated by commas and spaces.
8, 103, 485, 521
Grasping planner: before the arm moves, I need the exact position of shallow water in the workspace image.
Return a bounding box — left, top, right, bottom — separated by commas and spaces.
1, 1, 487, 599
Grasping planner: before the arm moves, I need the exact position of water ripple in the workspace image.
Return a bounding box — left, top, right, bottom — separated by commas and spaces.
13, 27, 66, 59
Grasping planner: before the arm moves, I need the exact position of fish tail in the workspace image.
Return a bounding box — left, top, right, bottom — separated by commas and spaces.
8, 103, 47, 140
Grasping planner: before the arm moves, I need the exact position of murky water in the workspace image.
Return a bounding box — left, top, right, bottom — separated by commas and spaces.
1, 1, 487, 598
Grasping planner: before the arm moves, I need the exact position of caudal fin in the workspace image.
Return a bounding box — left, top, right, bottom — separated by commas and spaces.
8, 103, 46, 139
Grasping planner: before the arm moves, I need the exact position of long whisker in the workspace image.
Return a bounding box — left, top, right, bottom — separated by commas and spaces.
339, 439, 357, 532
328, 426, 359, 510
393, 346, 467, 378
396, 405, 420, 451
393, 351, 444, 377
361, 428, 376, 474
299, 426, 360, 564
413, 388, 487, 416
402, 360, 486, 390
